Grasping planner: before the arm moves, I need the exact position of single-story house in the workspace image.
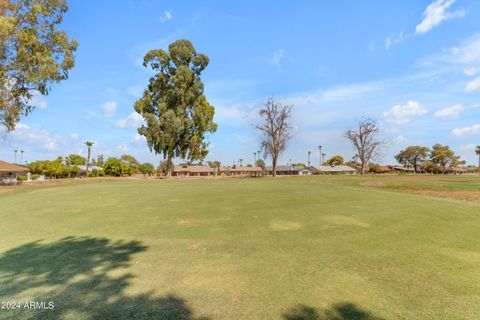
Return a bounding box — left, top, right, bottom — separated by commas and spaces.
317, 165, 357, 174
75, 165, 103, 175
265, 165, 317, 176
0, 160, 30, 183
221, 166, 263, 177
172, 165, 215, 177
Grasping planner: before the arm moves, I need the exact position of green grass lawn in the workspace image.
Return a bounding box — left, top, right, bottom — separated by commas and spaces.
0, 176, 479, 319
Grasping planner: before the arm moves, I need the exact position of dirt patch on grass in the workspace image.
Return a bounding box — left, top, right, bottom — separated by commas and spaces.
270, 220, 302, 231
407, 189, 480, 204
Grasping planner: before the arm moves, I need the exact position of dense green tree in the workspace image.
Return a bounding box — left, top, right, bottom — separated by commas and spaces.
395, 146, 430, 173
255, 159, 265, 170
0, 0, 77, 131
120, 154, 139, 174
103, 158, 123, 177
65, 154, 86, 166
430, 144, 460, 173
138, 162, 155, 176
324, 155, 344, 166
134, 39, 217, 176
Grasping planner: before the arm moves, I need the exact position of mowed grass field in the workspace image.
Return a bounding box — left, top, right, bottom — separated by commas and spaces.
0, 176, 480, 320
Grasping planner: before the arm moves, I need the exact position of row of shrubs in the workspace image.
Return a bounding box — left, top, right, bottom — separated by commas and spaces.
26, 157, 156, 179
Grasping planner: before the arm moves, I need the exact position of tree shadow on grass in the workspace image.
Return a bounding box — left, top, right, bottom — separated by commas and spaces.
0, 236, 209, 320
282, 303, 385, 320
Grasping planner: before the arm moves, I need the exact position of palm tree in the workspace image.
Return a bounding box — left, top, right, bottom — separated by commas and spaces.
20, 150, 24, 162
85, 141, 94, 173
476, 145, 480, 175
14, 149, 18, 163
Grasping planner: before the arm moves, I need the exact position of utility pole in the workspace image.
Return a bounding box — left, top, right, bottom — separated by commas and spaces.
318, 145, 322, 166
307, 150, 311, 167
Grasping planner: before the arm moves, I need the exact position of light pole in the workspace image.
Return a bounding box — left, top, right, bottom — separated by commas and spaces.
14, 150, 18, 163
307, 150, 312, 167
318, 145, 322, 166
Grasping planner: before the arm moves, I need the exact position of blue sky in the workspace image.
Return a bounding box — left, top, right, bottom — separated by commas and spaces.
2, 0, 480, 166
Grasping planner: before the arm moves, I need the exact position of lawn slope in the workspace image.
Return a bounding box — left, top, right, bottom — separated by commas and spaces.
0, 177, 479, 319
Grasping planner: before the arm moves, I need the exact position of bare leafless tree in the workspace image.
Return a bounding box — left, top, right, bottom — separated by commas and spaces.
344, 119, 383, 174
256, 98, 293, 177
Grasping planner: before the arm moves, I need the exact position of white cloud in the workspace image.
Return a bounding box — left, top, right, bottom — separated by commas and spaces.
452, 124, 480, 136
116, 112, 144, 129
420, 34, 480, 66
465, 77, 480, 92
71, 133, 80, 140
385, 31, 405, 49
434, 104, 463, 119
133, 133, 146, 143
384, 100, 427, 125
464, 67, 477, 76
415, 0, 465, 34
3, 123, 59, 151
100, 101, 117, 118
160, 10, 172, 23
393, 135, 408, 145
24, 90, 47, 110
459, 144, 478, 153
117, 144, 129, 152
268, 49, 284, 68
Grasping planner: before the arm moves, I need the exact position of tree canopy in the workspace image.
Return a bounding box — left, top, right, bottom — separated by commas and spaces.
65, 154, 86, 166
134, 39, 217, 175
1, 0, 77, 131
256, 98, 293, 177
395, 146, 430, 173
344, 119, 383, 175
324, 155, 344, 166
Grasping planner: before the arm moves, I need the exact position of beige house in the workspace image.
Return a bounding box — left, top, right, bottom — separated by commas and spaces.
221, 166, 263, 177
172, 165, 215, 177
0, 160, 30, 183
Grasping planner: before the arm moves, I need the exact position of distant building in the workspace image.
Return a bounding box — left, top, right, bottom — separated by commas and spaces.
317, 165, 357, 174
172, 165, 215, 177
75, 165, 103, 175
0, 160, 30, 183
221, 166, 263, 177
265, 165, 317, 176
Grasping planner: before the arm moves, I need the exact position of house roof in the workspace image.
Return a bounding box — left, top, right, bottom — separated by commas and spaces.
173, 165, 214, 173
318, 165, 356, 172
266, 165, 312, 172
0, 160, 29, 172
75, 165, 103, 172
222, 166, 262, 172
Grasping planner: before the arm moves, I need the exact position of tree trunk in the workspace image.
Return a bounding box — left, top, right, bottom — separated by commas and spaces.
361, 161, 366, 175
166, 154, 173, 177
86, 147, 91, 175
272, 156, 277, 177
